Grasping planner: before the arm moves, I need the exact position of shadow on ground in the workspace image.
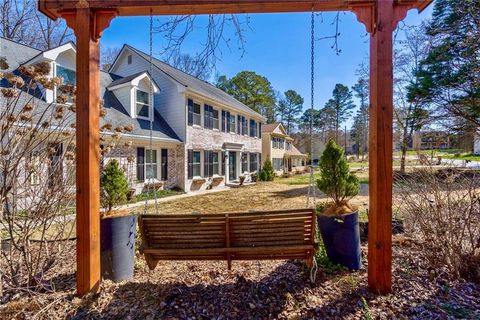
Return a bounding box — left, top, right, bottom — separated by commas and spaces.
68, 262, 325, 319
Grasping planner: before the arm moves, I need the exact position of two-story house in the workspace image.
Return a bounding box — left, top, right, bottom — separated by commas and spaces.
1, 37, 265, 195
0, 38, 183, 193
261, 123, 307, 176
109, 45, 264, 192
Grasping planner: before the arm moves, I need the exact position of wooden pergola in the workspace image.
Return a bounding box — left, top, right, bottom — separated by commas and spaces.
38, 0, 432, 297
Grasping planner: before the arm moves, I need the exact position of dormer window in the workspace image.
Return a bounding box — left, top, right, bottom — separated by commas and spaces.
136, 89, 151, 119
55, 64, 76, 103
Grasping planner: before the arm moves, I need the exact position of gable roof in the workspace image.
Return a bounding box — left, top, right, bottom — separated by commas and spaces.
262, 122, 281, 133
107, 71, 160, 93
0, 37, 181, 143
114, 44, 264, 120
0, 37, 41, 72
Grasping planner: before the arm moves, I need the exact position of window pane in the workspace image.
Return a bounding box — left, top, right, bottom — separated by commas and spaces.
193, 113, 201, 126
136, 90, 149, 104
193, 164, 201, 177
193, 151, 201, 163
146, 164, 158, 179
213, 152, 219, 175
56, 66, 76, 85
137, 103, 149, 118
146, 150, 157, 163
193, 103, 201, 114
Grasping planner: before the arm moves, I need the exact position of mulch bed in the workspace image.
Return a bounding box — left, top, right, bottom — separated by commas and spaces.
1, 236, 479, 320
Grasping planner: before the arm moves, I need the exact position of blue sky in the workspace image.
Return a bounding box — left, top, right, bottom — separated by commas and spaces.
101, 6, 433, 125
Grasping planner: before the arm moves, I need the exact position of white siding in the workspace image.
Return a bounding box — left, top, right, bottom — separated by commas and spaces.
112, 87, 133, 116
111, 48, 187, 141
474, 132, 480, 155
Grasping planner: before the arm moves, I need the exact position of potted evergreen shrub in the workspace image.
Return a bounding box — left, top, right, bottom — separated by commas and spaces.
100, 159, 137, 283
316, 140, 362, 270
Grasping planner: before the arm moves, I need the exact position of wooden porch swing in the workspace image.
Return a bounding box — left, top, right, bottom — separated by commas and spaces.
38, 0, 433, 297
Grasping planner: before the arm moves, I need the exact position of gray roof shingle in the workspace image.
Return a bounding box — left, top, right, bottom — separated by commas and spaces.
0, 38, 181, 143
125, 45, 264, 120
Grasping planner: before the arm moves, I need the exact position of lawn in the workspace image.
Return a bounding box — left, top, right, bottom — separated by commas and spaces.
277, 171, 369, 185
443, 153, 480, 161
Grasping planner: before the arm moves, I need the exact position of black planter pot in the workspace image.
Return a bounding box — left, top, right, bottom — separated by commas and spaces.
317, 211, 362, 270
100, 214, 137, 283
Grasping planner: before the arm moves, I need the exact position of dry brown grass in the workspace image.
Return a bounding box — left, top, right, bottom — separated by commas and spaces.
145, 182, 369, 215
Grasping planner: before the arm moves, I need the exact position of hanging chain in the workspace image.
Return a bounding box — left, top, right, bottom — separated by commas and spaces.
307, 7, 316, 210
144, 11, 159, 215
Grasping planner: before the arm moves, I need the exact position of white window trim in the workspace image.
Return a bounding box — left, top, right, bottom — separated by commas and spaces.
144, 148, 161, 181
135, 88, 152, 121
192, 150, 202, 179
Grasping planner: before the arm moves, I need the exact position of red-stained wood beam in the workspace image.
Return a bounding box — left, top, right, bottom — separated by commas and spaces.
39, 0, 431, 18
64, 3, 116, 296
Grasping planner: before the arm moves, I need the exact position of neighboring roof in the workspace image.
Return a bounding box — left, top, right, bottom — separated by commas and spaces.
285, 145, 308, 158
262, 122, 281, 133
117, 45, 264, 120
0, 37, 41, 72
0, 37, 181, 143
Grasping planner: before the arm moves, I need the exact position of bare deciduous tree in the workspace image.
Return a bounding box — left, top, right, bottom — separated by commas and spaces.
0, 0, 72, 50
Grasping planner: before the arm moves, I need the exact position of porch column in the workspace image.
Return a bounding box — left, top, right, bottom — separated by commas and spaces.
62, 4, 116, 297
368, 0, 395, 295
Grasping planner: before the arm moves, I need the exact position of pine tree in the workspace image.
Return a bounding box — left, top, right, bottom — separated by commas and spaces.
317, 140, 359, 211
259, 158, 275, 181
101, 159, 129, 212
278, 90, 304, 134
328, 84, 356, 143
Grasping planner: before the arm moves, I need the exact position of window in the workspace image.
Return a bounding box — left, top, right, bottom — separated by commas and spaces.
136, 89, 150, 119
55, 65, 76, 103
204, 150, 218, 177
250, 119, 257, 137
127, 55, 132, 64
212, 152, 219, 175
249, 153, 258, 172
213, 109, 219, 130
226, 111, 231, 132
161, 149, 168, 181
237, 115, 242, 134
188, 150, 202, 178
137, 147, 159, 181
241, 152, 248, 173
145, 150, 158, 179
193, 151, 201, 177
221, 110, 226, 132
204, 104, 213, 129
56, 65, 76, 86
242, 116, 247, 135
229, 113, 236, 133
286, 142, 292, 150
272, 158, 284, 171
187, 99, 201, 126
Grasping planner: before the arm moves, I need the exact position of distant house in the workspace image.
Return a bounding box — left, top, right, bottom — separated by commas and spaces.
413, 131, 451, 150
294, 133, 326, 164
261, 123, 307, 175
1, 38, 264, 194
474, 131, 480, 155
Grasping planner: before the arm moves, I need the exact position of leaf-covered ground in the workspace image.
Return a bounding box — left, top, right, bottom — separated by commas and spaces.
1, 183, 479, 319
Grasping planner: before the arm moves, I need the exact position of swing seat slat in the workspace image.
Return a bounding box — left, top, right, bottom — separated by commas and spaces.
139, 208, 317, 270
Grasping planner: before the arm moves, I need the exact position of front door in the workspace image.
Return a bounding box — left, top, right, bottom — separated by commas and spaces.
229, 152, 237, 181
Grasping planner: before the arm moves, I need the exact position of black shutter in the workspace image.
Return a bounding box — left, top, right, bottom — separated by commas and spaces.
188, 149, 193, 179
188, 99, 193, 126
161, 149, 168, 181
237, 115, 241, 134
209, 151, 214, 177
226, 112, 231, 132
221, 153, 225, 175
137, 147, 145, 182
221, 110, 226, 132
258, 123, 262, 138
204, 151, 209, 178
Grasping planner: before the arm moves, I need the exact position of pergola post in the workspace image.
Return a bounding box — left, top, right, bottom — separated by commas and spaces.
367, 0, 411, 294
61, 3, 116, 296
